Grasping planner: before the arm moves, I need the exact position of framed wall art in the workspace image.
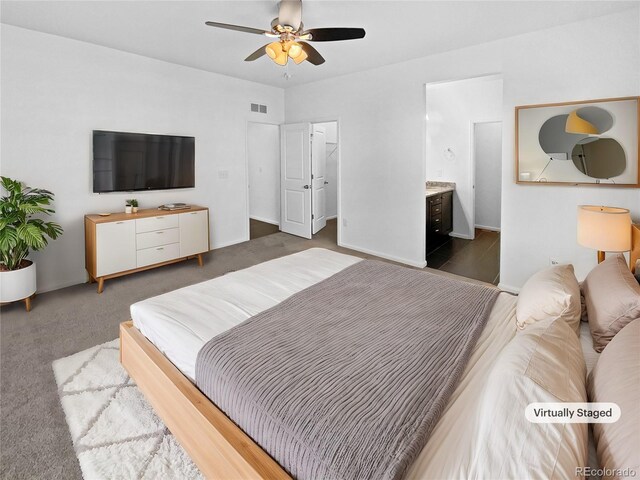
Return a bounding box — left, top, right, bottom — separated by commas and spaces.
515, 96, 639, 187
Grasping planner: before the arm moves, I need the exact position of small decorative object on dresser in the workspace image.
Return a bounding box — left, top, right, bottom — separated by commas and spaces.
125, 200, 133, 214
577, 205, 631, 263
84, 206, 209, 293
0, 176, 63, 311
127, 199, 139, 213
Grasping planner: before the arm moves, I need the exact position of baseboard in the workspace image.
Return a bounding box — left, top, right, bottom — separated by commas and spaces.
498, 282, 520, 294
326, 215, 337, 220
249, 215, 279, 226
475, 225, 501, 232
212, 238, 250, 250
338, 242, 427, 268
37, 277, 89, 294
449, 232, 474, 240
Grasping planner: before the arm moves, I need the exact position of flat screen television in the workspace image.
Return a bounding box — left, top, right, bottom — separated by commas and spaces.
93, 130, 195, 193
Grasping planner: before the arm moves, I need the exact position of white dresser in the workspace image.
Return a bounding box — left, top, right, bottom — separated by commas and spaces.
85, 207, 209, 293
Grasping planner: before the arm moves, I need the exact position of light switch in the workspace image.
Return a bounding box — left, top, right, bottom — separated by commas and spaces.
218, 170, 229, 180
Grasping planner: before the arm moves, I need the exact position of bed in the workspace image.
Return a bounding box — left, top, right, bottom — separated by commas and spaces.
120, 246, 626, 479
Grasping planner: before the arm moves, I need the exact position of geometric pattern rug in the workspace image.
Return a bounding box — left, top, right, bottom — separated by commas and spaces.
52, 340, 203, 479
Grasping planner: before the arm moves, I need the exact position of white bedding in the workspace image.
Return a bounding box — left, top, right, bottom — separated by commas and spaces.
131, 248, 591, 478
131, 248, 362, 380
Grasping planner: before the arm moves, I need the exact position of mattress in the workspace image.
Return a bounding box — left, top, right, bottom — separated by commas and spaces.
132, 248, 519, 478
131, 248, 362, 380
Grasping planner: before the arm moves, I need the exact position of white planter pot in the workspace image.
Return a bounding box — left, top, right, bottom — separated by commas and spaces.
0, 261, 37, 303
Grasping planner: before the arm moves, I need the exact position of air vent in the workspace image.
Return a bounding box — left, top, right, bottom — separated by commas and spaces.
250, 103, 268, 114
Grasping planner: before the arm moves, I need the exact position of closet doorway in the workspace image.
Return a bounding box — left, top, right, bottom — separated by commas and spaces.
246, 122, 280, 240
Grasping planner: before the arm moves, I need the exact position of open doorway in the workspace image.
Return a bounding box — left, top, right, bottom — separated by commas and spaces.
425, 75, 502, 285
247, 122, 280, 240
279, 120, 339, 245
312, 121, 338, 242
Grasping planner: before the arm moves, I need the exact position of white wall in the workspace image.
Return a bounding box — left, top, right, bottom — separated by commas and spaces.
474, 121, 502, 230
426, 77, 503, 238
0, 25, 284, 293
286, 8, 640, 283
314, 122, 338, 219
247, 122, 280, 225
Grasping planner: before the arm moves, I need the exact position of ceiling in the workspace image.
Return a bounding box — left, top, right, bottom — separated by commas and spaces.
1, 1, 636, 88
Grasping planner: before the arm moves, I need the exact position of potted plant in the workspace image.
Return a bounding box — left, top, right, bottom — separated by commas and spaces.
0, 176, 63, 311
130, 199, 139, 213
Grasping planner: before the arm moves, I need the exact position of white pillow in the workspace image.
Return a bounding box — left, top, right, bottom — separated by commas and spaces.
516, 264, 581, 335
471, 317, 588, 478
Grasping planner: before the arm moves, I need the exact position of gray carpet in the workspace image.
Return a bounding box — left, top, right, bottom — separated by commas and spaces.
0, 223, 485, 479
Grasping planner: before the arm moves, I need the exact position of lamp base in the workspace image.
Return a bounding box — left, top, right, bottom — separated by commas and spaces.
597, 251, 606, 263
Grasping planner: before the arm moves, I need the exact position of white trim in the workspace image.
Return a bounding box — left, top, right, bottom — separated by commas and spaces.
37, 278, 85, 294
498, 282, 520, 294
475, 224, 501, 232
211, 238, 247, 250
326, 215, 337, 220
249, 215, 279, 226
338, 241, 427, 268
449, 232, 474, 240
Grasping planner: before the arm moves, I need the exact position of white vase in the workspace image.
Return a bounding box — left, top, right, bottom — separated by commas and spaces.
125, 206, 133, 214
0, 261, 37, 303
132, 207, 138, 213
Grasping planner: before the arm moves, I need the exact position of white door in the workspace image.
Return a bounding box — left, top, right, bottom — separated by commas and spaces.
280, 123, 312, 239
179, 210, 209, 257
473, 121, 502, 232
311, 125, 327, 234
95, 220, 136, 277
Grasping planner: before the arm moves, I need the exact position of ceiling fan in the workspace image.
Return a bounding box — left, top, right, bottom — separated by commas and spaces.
205, 0, 366, 66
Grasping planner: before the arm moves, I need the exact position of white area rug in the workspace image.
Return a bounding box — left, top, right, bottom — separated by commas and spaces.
52, 340, 203, 479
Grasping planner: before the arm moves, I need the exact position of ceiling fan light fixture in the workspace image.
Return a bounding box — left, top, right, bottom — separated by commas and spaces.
292, 49, 308, 64
288, 42, 303, 58
265, 41, 283, 59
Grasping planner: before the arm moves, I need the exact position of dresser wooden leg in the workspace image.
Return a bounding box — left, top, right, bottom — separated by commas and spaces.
24, 296, 31, 312
97, 278, 104, 294
197, 254, 204, 267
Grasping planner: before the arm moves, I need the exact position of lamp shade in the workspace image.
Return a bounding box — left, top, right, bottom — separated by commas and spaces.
577, 205, 631, 252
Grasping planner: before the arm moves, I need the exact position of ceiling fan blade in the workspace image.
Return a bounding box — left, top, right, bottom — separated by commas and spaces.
205, 21, 270, 36
278, 0, 302, 30
302, 27, 366, 42
300, 42, 325, 65
245, 45, 269, 62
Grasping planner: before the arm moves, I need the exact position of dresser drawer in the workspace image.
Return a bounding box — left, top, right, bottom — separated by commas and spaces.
427, 195, 442, 206
136, 243, 180, 268
430, 203, 443, 216
430, 214, 443, 232
136, 228, 180, 250
136, 214, 179, 233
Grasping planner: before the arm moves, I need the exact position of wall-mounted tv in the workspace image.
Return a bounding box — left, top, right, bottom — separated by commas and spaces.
93, 130, 195, 193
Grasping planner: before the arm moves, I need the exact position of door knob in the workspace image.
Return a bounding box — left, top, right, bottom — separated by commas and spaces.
324, 181, 329, 185
303, 185, 310, 189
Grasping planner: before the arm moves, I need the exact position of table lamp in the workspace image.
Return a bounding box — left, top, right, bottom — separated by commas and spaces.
577, 205, 631, 263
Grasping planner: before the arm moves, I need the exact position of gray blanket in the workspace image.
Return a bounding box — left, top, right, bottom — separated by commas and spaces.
196, 260, 499, 480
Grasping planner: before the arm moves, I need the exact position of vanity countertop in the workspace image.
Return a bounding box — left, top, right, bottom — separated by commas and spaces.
425, 181, 455, 198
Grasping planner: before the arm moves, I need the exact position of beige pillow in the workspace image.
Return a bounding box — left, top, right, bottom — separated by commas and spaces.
516, 264, 581, 335
583, 254, 640, 352
588, 320, 640, 478
473, 317, 588, 478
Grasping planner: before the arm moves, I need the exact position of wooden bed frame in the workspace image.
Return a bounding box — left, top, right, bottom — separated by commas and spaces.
120, 228, 640, 478
119, 321, 290, 479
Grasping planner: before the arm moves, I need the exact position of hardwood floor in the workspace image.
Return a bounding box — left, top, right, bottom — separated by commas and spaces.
251, 218, 497, 285
426, 229, 500, 285
250, 219, 280, 239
